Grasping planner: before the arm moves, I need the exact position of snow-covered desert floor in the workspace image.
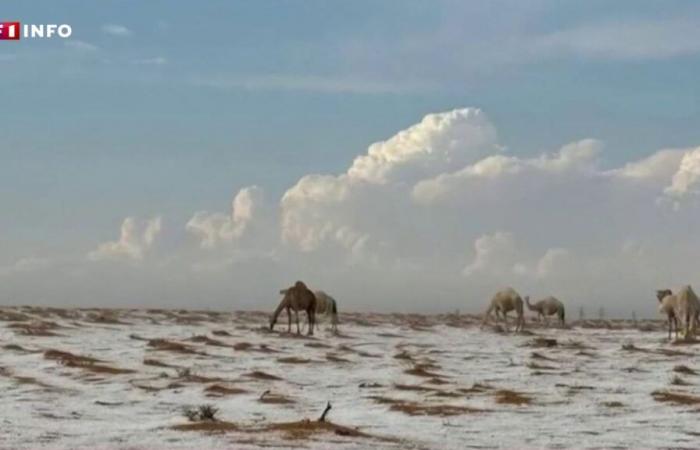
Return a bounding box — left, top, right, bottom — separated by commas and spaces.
1, 307, 699, 449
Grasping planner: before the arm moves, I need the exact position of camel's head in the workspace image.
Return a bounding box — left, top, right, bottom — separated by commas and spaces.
279, 288, 289, 295
656, 289, 672, 303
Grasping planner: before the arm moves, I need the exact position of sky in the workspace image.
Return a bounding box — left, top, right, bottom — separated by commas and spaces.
1, 1, 700, 316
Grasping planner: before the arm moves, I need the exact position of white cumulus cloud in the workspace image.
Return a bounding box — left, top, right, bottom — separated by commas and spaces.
88, 216, 162, 261
187, 186, 263, 249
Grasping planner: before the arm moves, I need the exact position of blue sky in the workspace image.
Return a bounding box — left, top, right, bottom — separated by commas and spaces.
1, 1, 700, 312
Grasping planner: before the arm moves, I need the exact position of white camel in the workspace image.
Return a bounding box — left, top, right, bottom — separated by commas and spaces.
313, 290, 339, 333
525, 296, 565, 327
481, 287, 525, 332
656, 289, 678, 340
656, 286, 700, 340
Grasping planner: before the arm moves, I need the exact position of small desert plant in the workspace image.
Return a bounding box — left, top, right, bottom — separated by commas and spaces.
176, 367, 192, 379
182, 404, 219, 422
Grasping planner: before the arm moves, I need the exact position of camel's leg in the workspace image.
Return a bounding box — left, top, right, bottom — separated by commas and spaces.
307, 309, 315, 336
673, 316, 678, 340
668, 318, 672, 340
295, 309, 300, 334
502, 311, 509, 332
286, 307, 291, 333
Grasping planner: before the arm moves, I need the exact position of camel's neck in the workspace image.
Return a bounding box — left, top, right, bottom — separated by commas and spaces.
525, 299, 537, 311
270, 298, 288, 325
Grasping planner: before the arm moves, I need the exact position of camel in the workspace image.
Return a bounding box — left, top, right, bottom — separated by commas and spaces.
313, 290, 339, 333
269, 281, 317, 335
525, 296, 565, 327
481, 287, 525, 332
656, 289, 678, 340
656, 286, 700, 340
278, 288, 340, 333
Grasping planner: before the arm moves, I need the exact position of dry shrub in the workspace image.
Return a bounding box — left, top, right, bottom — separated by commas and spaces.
494, 389, 532, 405
182, 404, 219, 422
358, 382, 383, 389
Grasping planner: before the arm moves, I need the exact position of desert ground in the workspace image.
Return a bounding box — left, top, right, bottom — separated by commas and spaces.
1, 306, 700, 449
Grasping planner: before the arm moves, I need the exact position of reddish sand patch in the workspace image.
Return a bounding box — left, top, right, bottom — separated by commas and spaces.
147, 339, 202, 355
494, 389, 532, 405
259, 390, 294, 404
652, 390, 700, 405
44, 349, 134, 375
244, 370, 282, 381
8, 321, 62, 336
371, 396, 483, 416
277, 357, 311, 364
205, 384, 248, 396
404, 364, 444, 378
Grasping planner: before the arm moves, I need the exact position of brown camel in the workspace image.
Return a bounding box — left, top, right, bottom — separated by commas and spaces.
270, 281, 317, 335
481, 287, 525, 332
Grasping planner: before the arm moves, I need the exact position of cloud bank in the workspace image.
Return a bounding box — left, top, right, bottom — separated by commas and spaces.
5, 108, 700, 316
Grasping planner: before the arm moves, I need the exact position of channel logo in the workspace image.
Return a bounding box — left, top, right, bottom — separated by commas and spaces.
0, 22, 72, 40
0, 22, 20, 40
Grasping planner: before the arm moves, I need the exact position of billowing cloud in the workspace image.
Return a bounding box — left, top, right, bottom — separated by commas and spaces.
664, 147, 700, 198
186, 185, 263, 249
88, 216, 162, 261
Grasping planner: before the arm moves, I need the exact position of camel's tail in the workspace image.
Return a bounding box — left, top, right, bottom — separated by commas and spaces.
330, 298, 339, 328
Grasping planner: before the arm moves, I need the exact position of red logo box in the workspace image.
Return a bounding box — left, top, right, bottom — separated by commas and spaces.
0, 22, 20, 40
